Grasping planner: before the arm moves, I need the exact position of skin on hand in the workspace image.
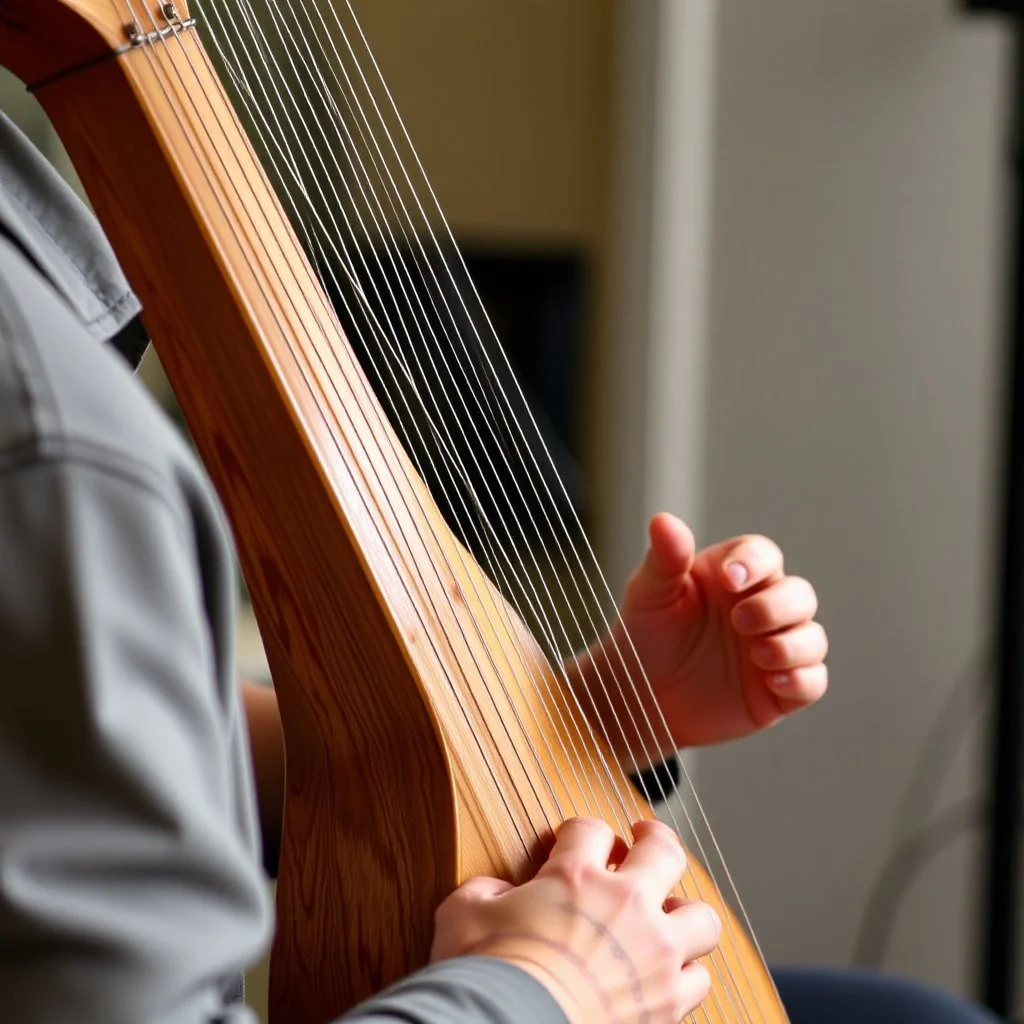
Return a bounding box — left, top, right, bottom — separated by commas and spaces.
571, 513, 829, 758
430, 817, 721, 1024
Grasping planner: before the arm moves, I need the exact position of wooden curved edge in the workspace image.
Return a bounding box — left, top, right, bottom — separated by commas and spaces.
0, 0, 129, 87
267, 628, 459, 1024
684, 849, 788, 1023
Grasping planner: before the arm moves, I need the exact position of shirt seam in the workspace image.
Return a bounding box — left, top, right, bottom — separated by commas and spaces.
0, 434, 192, 527
0, 258, 61, 439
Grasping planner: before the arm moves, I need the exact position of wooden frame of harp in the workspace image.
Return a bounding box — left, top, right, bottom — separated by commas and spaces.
0, 2, 786, 1022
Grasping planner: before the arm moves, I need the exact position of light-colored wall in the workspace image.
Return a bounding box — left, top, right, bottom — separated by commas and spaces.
596, 0, 717, 591
346, 0, 613, 251
687, 0, 1010, 1003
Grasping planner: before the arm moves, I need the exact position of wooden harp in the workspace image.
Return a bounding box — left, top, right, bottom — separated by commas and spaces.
0, 3, 788, 1022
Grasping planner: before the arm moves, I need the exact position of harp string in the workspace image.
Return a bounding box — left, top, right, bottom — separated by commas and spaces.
117, 2, 774, 1015
203, 19, 721, 1023
208, 0, 684, 905
117, 0, 548, 862
217, 0, 648, 838
196, 0, 626, 847
335, 3, 784, 1015
197, 2, 761, 1015
210, 3, 742, 1019
207, 0, 583, 837
200, 31, 723, 1019
270, 3, 761, 1017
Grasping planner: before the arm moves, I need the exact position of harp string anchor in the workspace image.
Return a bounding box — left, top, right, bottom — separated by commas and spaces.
125, 4, 197, 47
28, 2, 196, 92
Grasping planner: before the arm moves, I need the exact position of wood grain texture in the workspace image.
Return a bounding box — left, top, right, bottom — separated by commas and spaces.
0, 5, 789, 1023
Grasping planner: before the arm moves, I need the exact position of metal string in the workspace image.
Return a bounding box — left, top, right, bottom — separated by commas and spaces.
116, 2, 774, 1015
117, 0, 542, 863
201, 2, 761, 1015
229, 3, 744, 1018
279, 3, 761, 1016
331, 3, 783, 1017
209, 0, 576, 843
221, 0, 639, 843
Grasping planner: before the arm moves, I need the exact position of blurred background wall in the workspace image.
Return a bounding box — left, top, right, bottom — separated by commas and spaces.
347, 0, 1013, 1005
694, 0, 1007, 999
0, 0, 1017, 1017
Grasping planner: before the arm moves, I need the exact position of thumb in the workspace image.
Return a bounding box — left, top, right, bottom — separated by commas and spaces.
454, 876, 516, 901
626, 513, 697, 608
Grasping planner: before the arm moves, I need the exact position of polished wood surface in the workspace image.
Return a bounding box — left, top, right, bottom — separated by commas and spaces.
0, 4, 788, 1022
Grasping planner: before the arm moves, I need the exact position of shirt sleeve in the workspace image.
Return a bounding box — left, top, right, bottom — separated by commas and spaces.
0, 451, 271, 1024
337, 958, 569, 1024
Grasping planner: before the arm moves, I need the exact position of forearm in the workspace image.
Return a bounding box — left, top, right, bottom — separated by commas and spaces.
564, 633, 676, 772
241, 680, 285, 876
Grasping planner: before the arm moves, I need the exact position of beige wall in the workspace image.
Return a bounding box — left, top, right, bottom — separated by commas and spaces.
691, 0, 1010, 1003
346, 0, 613, 250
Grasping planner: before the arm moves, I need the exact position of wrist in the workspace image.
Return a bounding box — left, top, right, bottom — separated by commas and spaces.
473, 941, 598, 1024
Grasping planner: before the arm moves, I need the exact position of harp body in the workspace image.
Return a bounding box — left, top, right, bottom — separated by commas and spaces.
0, 4, 787, 1022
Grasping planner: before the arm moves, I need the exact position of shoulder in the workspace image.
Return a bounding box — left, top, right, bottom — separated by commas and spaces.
0, 232, 206, 513
0, 111, 142, 345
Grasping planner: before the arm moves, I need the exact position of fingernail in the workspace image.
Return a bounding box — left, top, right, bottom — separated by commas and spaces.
769, 672, 790, 688
726, 562, 747, 587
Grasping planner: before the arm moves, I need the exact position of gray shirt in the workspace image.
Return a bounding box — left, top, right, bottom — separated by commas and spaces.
0, 110, 566, 1024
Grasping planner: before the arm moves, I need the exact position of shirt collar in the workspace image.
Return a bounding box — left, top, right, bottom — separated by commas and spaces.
0, 110, 146, 364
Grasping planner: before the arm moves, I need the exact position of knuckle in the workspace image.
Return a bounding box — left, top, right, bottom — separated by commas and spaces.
648, 932, 676, 967
549, 856, 601, 892
546, 858, 580, 889
670, 900, 722, 958
647, 831, 687, 869
642, 817, 684, 848
611, 875, 647, 913
563, 815, 613, 838
661, 832, 687, 864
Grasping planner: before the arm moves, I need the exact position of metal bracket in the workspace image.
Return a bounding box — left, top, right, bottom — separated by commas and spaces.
125, 5, 198, 47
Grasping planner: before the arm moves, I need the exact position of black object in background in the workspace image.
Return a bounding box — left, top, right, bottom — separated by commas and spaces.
630, 757, 681, 806
316, 241, 591, 557
961, 1, 1024, 1017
